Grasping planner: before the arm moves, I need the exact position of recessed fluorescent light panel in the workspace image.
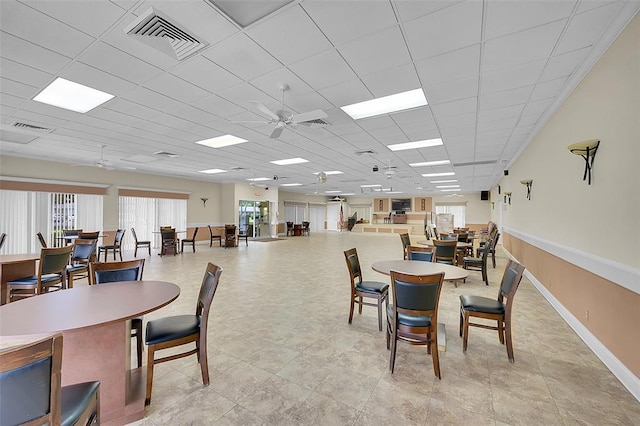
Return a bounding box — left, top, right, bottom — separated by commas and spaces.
430, 179, 458, 183
280, 183, 302, 186
270, 158, 308, 165
387, 138, 443, 152
441, 189, 461, 192
33, 78, 114, 113
436, 185, 460, 188
314, 171, 343, 175
422, 172, 455, 177
341, 193, 355, 196
387, 191, 403, 194
199, 169, 226, 174
341, 89, 427, 120
360, 184, 382, 188
247, 177, 270, 182
409, 160, 450, 167
196, 135, 247, 148
325, 190, 342, 194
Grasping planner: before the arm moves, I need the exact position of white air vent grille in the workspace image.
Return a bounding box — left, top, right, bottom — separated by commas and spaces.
12, 122, 54, 133
453, 160, 497, 167
154, 151, 180, 158
124, 7, 208, 61
302, 118, 329, 126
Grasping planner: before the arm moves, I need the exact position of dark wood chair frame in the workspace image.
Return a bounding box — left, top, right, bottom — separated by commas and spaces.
459, 260, 526, 362
98, 229, 125, 261
181, 227, 199, 253
462, 236, 492, 286
344, 248, 389, 331
208, 225, 222, 247
160, 230, 178, 256
399, 233, 411, 260
66, 238, 98, 288
407, 245, 435, 262
37, 231, 47, 248
131, 227, 151, 257
145, 262, 222, 405
224, 225, 237, 248
387, 270, 445, 379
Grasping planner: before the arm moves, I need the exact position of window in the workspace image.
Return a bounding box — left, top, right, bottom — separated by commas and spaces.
119, 196, 187, 250
435, 203, 466, 228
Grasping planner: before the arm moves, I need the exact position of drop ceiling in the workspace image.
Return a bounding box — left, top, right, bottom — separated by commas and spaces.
0, 0, 637, 196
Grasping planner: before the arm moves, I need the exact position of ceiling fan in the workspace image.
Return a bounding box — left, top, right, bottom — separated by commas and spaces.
235, 84, 329, 139
73, 145, 115, 170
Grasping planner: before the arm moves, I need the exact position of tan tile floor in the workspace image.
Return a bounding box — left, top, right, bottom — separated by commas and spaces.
111, 232, 639, 425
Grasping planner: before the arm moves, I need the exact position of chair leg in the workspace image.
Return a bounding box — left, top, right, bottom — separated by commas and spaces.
358, 296, 363, 314
199, 333, 210, 386
118, 248, 122, 261
348, 294, 355, 324
462, 311, 470, 353
134, 246, 138, 257
497, 320, 504, 344
505, 320, 515, 362
134, 323, 143, 369
431, 331, 441, 379
145, 345, 155, 405
147, 245, 151, 255
389, 325, 398, 373
377, 298, 383, 331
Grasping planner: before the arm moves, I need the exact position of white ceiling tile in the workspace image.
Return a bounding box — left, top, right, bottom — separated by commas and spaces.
0, 1, 95, 57
338, 26, 411, 75
202, 33, 282, 81
424, 76, 479, 105
288, 49, 356, 90
0, 58, 53, 88
357, 115, 397, 131
437, 111, 477, 128
556, 2, 623, 54
415, 44, 481, 86
403, 1, 483, 60
540, 47, 590, 81
478, 104, 525, 122
217, 83, 276, 110
121, 86, 185, 113
479, 86, 533, 111
171, 56, 242, 93
1, 78, 38, 99
521, 97, 556, 116
246, 5, 332, 64
319, 79, 372, 107
250, 68, 313, 102
78, 42, 164, 85
517, 114, 542, 127
25, 0, 128, 37
285, 92, 334, 115
483, 20, 567, 71
104, 98, 162, 120
0, 32, 71, 74
360, 64, 422, 98
477, 116, 519, 133
62, 61, 138, 98
393, 1, 464, 22
481, 59, 546, 94
484, 0, 576, 39
530, 77, 568, 101
302, 1, 397, 45
576, 0, 619, 14
430, 97, 477, 118
391, 106, 435, 126
0, 92, 24, 109
143, 72, 212, 104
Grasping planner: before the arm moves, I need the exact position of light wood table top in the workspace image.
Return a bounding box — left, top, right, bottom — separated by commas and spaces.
0, 253, 40, 264
416, 240, 471, 249
371, 260, 469, 281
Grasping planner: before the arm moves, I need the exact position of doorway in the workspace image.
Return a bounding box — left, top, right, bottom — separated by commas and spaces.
238, 200, 270, 238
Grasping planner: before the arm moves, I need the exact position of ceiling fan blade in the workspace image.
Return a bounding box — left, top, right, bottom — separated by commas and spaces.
232, 120, 272, 124
249, 101, 280, 120
290, 109, 327, 123
270, 126, 285, 139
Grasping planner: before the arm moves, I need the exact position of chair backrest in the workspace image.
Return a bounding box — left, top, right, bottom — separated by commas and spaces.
161, 230, 176, 244
78, 231, 99, 240
113, 229, 125, 245
160, 226, 172, 231
63, 229, 82, 237
40, 246, 73, 276
37, 232, 47, 248
479, 237, 492, 262
196, 263, 223, 336
498, 260, 526, 319
343, 248, 363, 287
439, 234, 457, 241
432, 227, 439, 239
302, 221, 309, 229
131, 227, 139, 243
0, 333, 63, 425
208, 225, 214, 237
225, 225, 236, 236
189, 227, 199, 240
90, 259, 145, 285
433, 240, 457, 264
72, 239, 98, 263
399, 233, 411, 259
457, 233, 469, 243
407, 245, 434, 262
390, 270, 444, 318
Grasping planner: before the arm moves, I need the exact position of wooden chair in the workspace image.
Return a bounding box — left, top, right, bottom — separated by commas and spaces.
238, 225, 250, 246
433, 240, 458, 265
78, 231, 99, 240
224, 224, 236, 248
181, 227, 199, 253
37, 231, 47, 248
407, 245, 434, 262
160, 230, 178, 256
89, 259, 146, 368
302, 221, 310, 236
208, 225, 222, 247
62, 229, 82, 245
145, 262, 222, 405
0, 232, 5, 251
460, 260, 526, 362
0, 333, 100, 426
399, 233, 411, 260
286, 221, 294, 236
66, 238, 98, 288
477, 231, 500, 268
98, 229, 125, 261
462, 236, 492, 286
131, 227, 151, 257
387, 270, 445, 379
344, 248, 389, 331
7, 245, 73, 302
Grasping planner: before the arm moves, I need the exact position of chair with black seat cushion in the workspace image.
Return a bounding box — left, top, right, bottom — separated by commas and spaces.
286, 221, 294, 236
407, 245, 434, 262
208, 225, 222, 247
0, 333, 100, 426
433, 240, 457, 265
344, 248, 389, 331
459, 260, 526, 362
181, 227, 199, 253
131, 227, 151, 257
399, 233, 411, 260
477, 231, 500, 268
66, 238, 97, 288
386, 270, 445, 378
224, 224, 236, 248
78, 231, 99, 240
90, 259, 145, 368
462, 236, 492, 286
98, 229, 125, 262
7, 245, 73, 302
160, 230, 178, 256
145, 262, 222, 405
62, 229, 82, 245
302, 221, 310, 236
37, 232, 47, 248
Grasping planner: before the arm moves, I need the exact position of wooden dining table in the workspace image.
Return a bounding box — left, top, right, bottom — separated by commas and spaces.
371, 260, 470, 351
0, 280, 180, 425
0, 253, 40, 305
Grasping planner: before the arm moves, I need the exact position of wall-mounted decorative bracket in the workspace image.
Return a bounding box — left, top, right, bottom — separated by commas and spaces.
568, 139, 599, 185
520, 180, 533, 200
504, 191, 512, 205
200, 197, 208, 207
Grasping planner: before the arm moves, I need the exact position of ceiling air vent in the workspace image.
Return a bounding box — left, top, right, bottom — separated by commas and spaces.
124, 7, 209, 61
12, 122, 54, 134
354, 149, 377, 155
154, 151, 180, 158
453, 160, 497, 167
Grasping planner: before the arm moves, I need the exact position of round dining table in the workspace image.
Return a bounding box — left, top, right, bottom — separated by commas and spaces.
0, 280, 180, 424
416, 239, 471, 249
0, 253, 40, 305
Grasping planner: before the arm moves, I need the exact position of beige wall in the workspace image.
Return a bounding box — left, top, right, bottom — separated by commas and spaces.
498, 14, 640, 384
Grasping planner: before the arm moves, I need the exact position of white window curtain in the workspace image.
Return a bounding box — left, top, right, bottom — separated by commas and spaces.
348, 205, 371, 223
76, 194, 103, 233
119, 196, 187, 250
284, 203, 305, 223
435, 203, 466, 228
308, 204, 326, 232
